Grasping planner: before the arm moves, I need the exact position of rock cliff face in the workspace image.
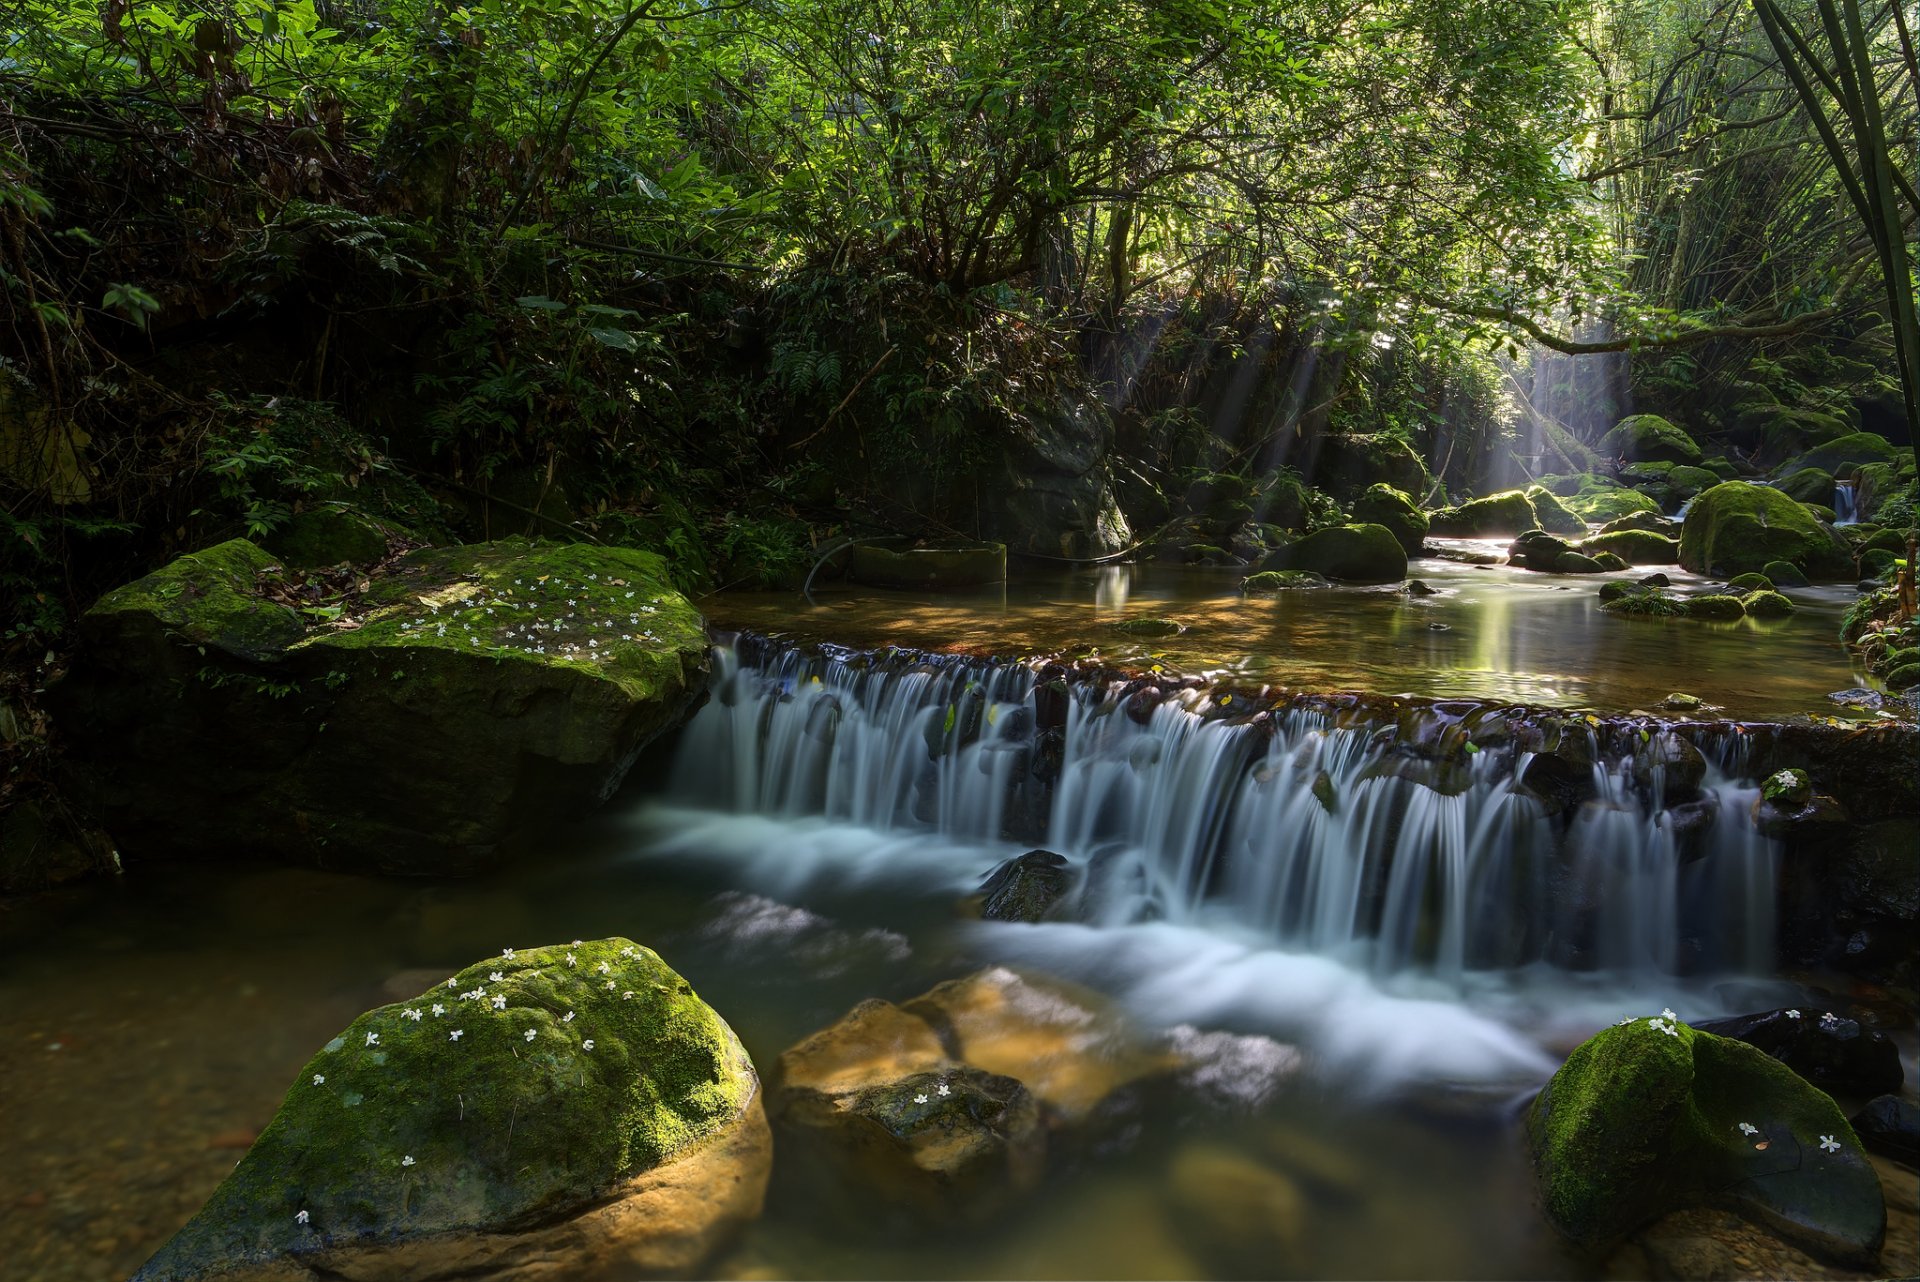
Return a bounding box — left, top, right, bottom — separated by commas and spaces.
54, 538, 710, 875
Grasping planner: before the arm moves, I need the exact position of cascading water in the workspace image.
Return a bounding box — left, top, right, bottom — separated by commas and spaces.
668, 638, 1779, 984
1834, 480, 1859, 525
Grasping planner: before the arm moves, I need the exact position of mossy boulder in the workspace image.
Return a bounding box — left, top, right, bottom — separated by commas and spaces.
1262, 523, 1406, 583
1509, 531, 1604, 574
265, 504, 403, 570
1679, 482, 1851, 579
1595, 510, 1675, 535
1426, 490, 1539, 537
55, 538, 710, 874
1312, 433, 1432, 499
1797, 432, 1897, 477
135, 939, 769, 1282
1567, 487, 1663, 523
1741, 590, 1795, 618
1727, 573, 1774, 593
1525, 486, 1588, 535
1775, 468, 1836, 505
1763, 559, 1811, 587
1682, 593, 1746, 620
1580, 529, 1680, 565
1762, 768, 1813, 809
1804, 502, 1838, 524
1590, 551, 1629, 571
1601, 585, 1686, 617
1664, 465, 1719, 497
1349, 483, 1430, 553
1526, 1018, 1884, 1264
1600, 414, 1702, 465
1241, 569, 1331, 593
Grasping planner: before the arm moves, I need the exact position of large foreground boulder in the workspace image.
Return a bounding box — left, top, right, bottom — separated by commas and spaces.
1678, 482, 1851, 579
135, 939, 769, 1282
1600, 414, 1702, 464
54, 538, 709, 874
1349, 483, 1429, 554
1263, 523, 1407, 583
1527, 1016, 1884, 1265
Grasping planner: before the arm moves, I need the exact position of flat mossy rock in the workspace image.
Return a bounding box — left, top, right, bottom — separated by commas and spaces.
1567, 487, 1663, 523
1683, 593, 1747, 620
1597, 510, 1675, 535
55, 538, 710, 874
1241, 569, 1330, 593
1526, 486, 1589, 535
1742, 590, 1795, 618
1349, 483, 1429, 554
1666, 465, 1720, 496
1262, 523, 1406, 583
1526, 1018, 1884, 1265
1797, 432, 1897, 477
1426, 490, 1539, 537
847, 541, 1007, 590
1600, 414, 1703, 465
1679, 482, 1851, 579
135, 939, 769, 1282
1580, 529, 1680, 565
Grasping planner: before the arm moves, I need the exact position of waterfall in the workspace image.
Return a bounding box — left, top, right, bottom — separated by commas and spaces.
667, 639, 1780, 983
1833, 480, 1859, 525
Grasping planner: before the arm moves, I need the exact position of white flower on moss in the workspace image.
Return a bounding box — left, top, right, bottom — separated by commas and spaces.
1614, 1017, 1633, 1026
1662, 1022, 1680, 1037
597, 961, 612, 975
490, 971, 505, 983
312, 1074, 325, 1086
401, 1155, 416, 1168
1786, 1009, 1801, 1018
936, 1082, 950, 1097
604, 980, 616, 991
296, 1210, 309, 1225
1660, 1008, 1677, 1021
622, 991, 634, 1000
502, 948, 515, 960
431, 1004, 445, 1017
491, 995, 507, 1010
1645, 1018, 1666, 1032
450, 1029, 464, 1041
1737, 1122, 1759, 1136
1819, 1135, 1841, 1152
563, 1011, 575, 1023
582, 1040, 595, 1051
365, 1032, 380, 1046
566, 953, 577, 967
572, 939, 583, 946
1820, 1011, 1839, 1027
524, 1029, 537, 1042
404, 1008, 423, 1022
913, 1093, 928, 1104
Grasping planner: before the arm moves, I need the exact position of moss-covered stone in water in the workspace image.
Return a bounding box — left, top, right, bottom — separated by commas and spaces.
1774, 468, 1836, 505
1241, 569, 1330, 593
1580, 529, 1679, 565
1763, 559, 1811, 587
1426, 490, 1539, 537
1590, 551, 1629, 571
1599, 414, 1702, 464
1665, 464, 1719, 496
1567, 488, 1663, 523
1349, 483, 1429, 554
1680, 481, 1851, 579
1762, 768, 1812, 808
85, 538, 306, 663
1262, 523, 1407, 583
1797, 432, 1897, 476
1526, 487, 1588, 536
1526, 1019, 1884, 1263
1601, 586, 1685, 617
1727, 573, 1774, 593
135, 938, 758, 1281
1109, 617, 1185, 638
1682, 593, 1746, 620
1741, 590, 1795, 618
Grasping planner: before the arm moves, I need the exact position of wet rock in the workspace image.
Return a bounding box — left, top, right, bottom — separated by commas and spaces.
1679, 481, 1851, 579
1108, 617, 1184, 639
1406, 578, 1438, 596
1262, 522, 1408, 583
1691, 1009, 1903, 1099
1762, 768, 1812, 809
1836, 819, 1920, 922
1632, 731, 1706, 803
1751, 791, 1847, 841
1527, 1017, 1885, 1264
1827, 687, 1884, 710
1849, 1095, 1920, 1164
1601, 413, 1702, 464
1682, 593, 1747, 620
1166, 1145, 1305, 1272
1764, 559, 1811, 587
1742, 589, 1796, 618
1427, 489, 1541, 537
1666, 794, 1720, 841
1581, 529, 1681, 565
1349, 483, 1429, 554
1639, 572, 1672, 587
134, 939, 769, 1282
1661, 693, 1703, 710
1240, 569, 1330, 593
54, 539, 709, 875
978, 850, 1074, 923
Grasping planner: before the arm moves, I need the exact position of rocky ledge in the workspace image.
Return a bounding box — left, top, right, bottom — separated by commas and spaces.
52, 538, 709, 875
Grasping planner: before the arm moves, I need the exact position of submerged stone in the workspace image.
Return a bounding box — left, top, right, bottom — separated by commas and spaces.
1526, 1019, 1884, 1264
1692, 1008, 1903, 1100
134, 939, 768, 1282
1241, 569, 1330, 593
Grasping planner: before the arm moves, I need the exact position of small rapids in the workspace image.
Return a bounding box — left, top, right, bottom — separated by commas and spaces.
648, 637, 1793, 1087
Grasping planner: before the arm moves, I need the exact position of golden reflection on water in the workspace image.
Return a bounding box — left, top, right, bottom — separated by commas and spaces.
703, 560, 1874, 720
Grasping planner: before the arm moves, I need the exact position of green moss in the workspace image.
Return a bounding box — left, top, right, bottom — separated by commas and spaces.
86, 538, 306, 663
1887, 663, 1920, 691
1349, 483, 1429, 554
265, 505, 397, 569
1774, 468, 1836, 504
1241, 570, 1330, 593
1263, 523, 1407, 583
1740, 590, 1795, 618
1665, 465, 1719, 496
141, 939, 753, 1277
1600, 414, 1702, 464
1726, 573, 1774, 592
1679, 481, 1850, 579
1860, 548, 1898, 578
1525, 487, 1588, 535
1109, 617, 1184, 637
1682, 594, 1746, 620
1590, 552, 1629, 571
1600, 586, 1685, 617
1798, 432, 1897, 475
1566, 488, 1663, 523
1762, 768, 1812, 807
1427, 490, 1539, 537
1580, 529, 1679, 565
1763, 559, 1811, 587
1803, 502, 1838, 524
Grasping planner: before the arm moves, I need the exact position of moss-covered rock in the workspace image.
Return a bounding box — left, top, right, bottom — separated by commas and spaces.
1349, 483, 1430, 554
1525, 486, 1588, 535
1665, 465, 1720, 496
1601, 585, 1686, 617
1804, 501, 1838, 524
1679, 482, 1851, 579
265, 504, 404, 570
135, 939, 768, 1282
1240, 569, 1330, 593
1526, 1018, 1884, 1263
1108, 616, 1186, 638
1762, 768, 1813, 809
1682, 593, 1746, 620
1590, 551, 1629, 571
1567, 487, 1663, 523
55, 538, 710, 874
1600, 414, 1702, 465
1312, 433, 1432, 499
1741, 590, 1795, 618
1580, 529, 1680, 565
1426, 490, 1539, 537
1797, 432, 1897, 477
1727, 572, 1774, 592
1595, 511, 1676, 536
1262, 523, 1406, 583
1763, 559, 1811, 587
1775, 468, 1836, 505
1887, 663, 1920, 691
976, 850, 1074, 923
